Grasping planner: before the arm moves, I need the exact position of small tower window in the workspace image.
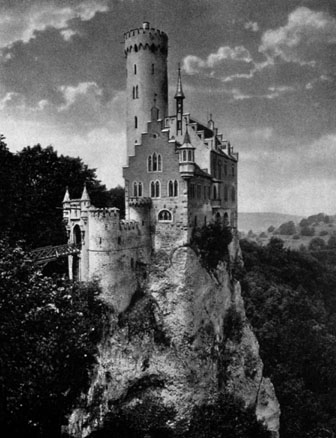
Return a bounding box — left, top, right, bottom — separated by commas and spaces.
158, 154, 162, 171
132, 86, 135, 99
153, 152, 157, 171
134, 44, 138, 52
174, 180, 178, 196
224, 185, 228, 202
158, 209, 172, 222
155, 180, 160, 197
150, 181, 155, 197
183, 150, 187, 161
152, 64, 154, 74
134, 64, 137, 74
188, 150, 193, 161
231, 186, 236, 202
135, 85, 139, 99
133, 181, 138, 197
134, 116, 138, 128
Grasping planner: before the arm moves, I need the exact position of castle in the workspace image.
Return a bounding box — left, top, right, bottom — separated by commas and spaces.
62, 22, 238, 311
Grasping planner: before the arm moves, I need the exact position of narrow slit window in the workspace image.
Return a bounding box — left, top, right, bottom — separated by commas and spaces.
134, 116, 138, 128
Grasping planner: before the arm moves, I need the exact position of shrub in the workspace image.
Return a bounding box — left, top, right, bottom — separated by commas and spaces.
293, 234, 300, 240
278, 221, 296, 235
308, 237, 326, 251
301, 226, 315, 236
259, 232, 267, 238
327, 235, 336, 249
192, 222, 232, 271
267, 225, 275, 233
319, 230, 329, 236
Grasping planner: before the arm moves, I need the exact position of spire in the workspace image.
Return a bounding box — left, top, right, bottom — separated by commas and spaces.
183, 127, 191, 145
63, 186, 70, 203
81, 183, 90, 203
174, 64, 185, 100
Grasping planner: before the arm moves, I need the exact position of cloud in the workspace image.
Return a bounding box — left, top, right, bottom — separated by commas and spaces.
0, 0, 109, 48
182, 46, 253, 74
259, 7, 336, 65
58, 81, 103, 111
244, 21, 259, 32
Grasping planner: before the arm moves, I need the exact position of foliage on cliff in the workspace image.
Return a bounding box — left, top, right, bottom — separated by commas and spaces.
240, 237, 336, 438
0, 137, 124, 248
191, 222, 232, 270
0, 239, 109, 438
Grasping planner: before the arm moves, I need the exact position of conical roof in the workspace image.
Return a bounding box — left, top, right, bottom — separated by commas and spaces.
81, 183, 90, 202
62, 186, 70, 203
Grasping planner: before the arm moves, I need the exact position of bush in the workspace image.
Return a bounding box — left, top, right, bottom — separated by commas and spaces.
278, 221, 296, 235
267, 225, 275, 233
319, 230, 329, 236
259, 232, 267, 238
301, 226, 315, 236
293, 234, 300, 240
327, 235, 336, 249
308, 237, 326, 251
192, 222, 233, 271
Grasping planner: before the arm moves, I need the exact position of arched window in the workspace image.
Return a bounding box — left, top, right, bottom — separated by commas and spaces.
134, 116, 138, 128
150, 181, 160, 198
158, 154, 162, 171
183, 150, 187, 161
168, 180, 174, 197
174, 180, 178, 197
132, 86, 135, 99
133, 181, 138, 197
158, 209, 172, 222
148, 155, 152, 172
188, 150, 193, 161
218, 162, 222, 179
150, 181, 155, 197
231, 186, 236, 202
223, 212, 229, 226
155, 180, 160, 197
224, 185, 228, 202
138, 182, 143, 197
216, 212, 221, 222
153, 152, 157, 171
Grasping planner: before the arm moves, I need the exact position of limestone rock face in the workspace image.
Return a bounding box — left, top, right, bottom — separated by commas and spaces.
67, 238, 280, 437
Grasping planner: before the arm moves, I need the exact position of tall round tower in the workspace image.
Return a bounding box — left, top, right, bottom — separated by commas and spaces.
124, 22, 168, 157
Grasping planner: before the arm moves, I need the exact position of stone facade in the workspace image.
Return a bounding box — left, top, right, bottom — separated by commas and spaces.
62, 22, 239, 312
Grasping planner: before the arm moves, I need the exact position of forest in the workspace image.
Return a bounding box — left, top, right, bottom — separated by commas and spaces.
1, 138, 336, 437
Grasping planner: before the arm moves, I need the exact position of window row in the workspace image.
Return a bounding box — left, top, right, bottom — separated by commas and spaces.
132, 180, 179, 198
212, 159, 236, 179
133, 63, 155, 74
148, 153, 162, 172
189, 183, 236, 202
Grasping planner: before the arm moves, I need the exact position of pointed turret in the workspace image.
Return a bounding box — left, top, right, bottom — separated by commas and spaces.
63, 186, 70, 203
179, 127, 195, 179
81, 183, 91, 208
175, 64, 185, 135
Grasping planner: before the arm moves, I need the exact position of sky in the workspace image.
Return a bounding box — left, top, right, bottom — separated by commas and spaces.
0, 0, 335, 215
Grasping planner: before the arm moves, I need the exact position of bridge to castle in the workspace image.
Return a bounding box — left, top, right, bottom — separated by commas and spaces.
29, 243, 81, 265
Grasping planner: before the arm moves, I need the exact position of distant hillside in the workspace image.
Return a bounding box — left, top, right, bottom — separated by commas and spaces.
238, 212, 303, 233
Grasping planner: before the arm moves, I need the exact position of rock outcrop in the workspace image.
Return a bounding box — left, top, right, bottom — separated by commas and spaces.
67, 236, 280, 437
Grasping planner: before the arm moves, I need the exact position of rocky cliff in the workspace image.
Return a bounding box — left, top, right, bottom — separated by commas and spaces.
67, 236, 280, 437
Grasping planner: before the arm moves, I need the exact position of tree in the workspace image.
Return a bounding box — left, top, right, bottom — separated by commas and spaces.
267, 225, 275, 233
309, 237, 326, 251
301, 226, 315, 236
278, 221, 296, 235
327, 235, 336, 249
0, 239, 109, 437
240, 239, 336, 438
0, 143, 117, 248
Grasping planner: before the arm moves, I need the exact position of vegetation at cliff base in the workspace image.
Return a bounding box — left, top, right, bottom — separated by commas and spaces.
191, 222, 233, 270
240, 237, 336, 438
0, 239, 109, 438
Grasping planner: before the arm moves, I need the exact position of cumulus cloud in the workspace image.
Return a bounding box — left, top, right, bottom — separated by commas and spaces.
182, 46, 253, 74
0, 0, 109, 48
58, 82, 103, 111
244, 21, 259, 32
259, 7, 336, 65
